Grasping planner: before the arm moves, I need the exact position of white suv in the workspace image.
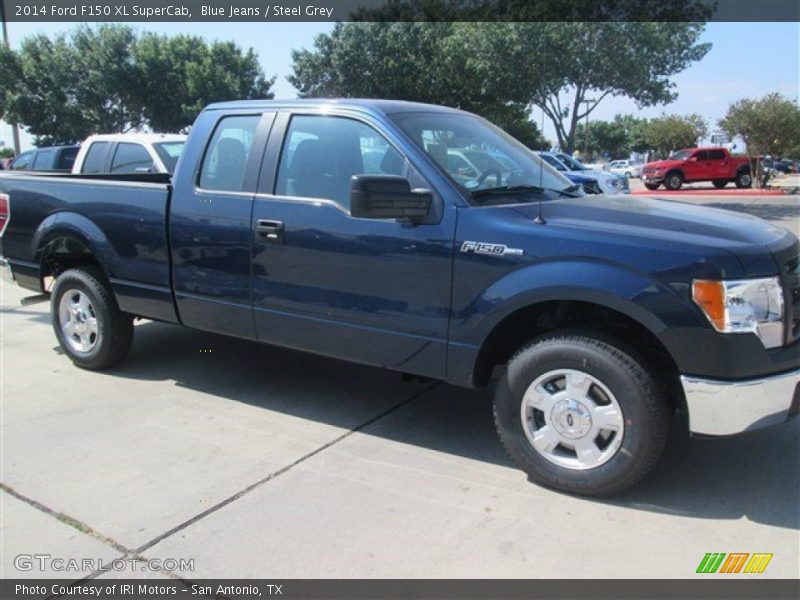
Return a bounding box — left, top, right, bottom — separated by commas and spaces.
72, 133, 186, 175
606, 160, 642, 178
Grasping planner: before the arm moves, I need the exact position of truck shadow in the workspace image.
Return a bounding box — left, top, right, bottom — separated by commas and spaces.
108, 320, 798, 531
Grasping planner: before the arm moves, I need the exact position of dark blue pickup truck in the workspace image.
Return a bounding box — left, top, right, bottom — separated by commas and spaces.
1, 100, 798, 496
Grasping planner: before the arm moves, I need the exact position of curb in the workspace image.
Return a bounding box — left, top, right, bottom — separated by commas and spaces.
631, 187, 794, 197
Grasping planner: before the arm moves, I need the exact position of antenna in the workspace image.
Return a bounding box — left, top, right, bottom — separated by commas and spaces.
534, 45, 546, 225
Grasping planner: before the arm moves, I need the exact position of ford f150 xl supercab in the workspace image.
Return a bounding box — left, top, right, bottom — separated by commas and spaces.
642, 147, 752, 191
1, 100, 798, 496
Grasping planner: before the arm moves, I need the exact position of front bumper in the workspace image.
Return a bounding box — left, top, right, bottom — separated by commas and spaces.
681, 369, 800, 436
641, 173, 665, 184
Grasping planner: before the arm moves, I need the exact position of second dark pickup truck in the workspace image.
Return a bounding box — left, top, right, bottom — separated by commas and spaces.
1, 100, 798, 496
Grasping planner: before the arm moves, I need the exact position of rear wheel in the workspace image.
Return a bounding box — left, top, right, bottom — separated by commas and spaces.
712, 179, 728, 189
644, 183, 660, 190
493, 331, 670, 496
664, 171, 684, 191
51, 267, 134, 370
735, 170, 752, 188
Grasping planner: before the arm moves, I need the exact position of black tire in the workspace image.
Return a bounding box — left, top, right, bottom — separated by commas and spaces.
51, 267, 134, 370
664, 171, 684, 191
493, 331, 670, 496
712, 179, 728, 189
735, 169, 752, 189
644, 183, 660, 190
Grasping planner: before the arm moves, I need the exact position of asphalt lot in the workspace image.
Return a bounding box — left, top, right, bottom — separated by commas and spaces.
1, 191, 798, 581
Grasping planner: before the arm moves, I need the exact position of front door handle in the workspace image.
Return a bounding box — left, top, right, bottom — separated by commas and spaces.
255, 219, 284, 244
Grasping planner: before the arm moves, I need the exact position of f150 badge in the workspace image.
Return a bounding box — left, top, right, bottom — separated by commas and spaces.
460, 241, 524, 256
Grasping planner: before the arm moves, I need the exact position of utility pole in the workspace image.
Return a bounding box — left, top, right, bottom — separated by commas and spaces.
0, 1, 21, 155
581, 98, 596, 160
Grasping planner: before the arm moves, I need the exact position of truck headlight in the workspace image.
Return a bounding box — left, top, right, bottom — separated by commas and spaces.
692, 278, 784, 348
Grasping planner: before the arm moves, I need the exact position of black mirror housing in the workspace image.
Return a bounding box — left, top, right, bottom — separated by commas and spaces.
350, 175, 432, 222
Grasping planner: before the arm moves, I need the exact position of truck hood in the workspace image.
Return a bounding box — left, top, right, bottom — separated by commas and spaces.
502, 194, 795, 278
643, 159, 683, 170
571, 169, 619, 182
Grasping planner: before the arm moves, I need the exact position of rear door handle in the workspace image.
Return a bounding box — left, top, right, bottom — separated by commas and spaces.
255, 219, 284, 244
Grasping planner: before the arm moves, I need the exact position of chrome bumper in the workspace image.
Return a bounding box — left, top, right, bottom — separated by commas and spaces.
681, 369, 800, 436
0, 257, 14, 283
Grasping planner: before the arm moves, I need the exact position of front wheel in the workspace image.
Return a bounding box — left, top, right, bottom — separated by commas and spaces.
664, 172, 684, 190
51, 267, 134, 370
735, 170, 752, 188
644, 183, 660, 190
493, 332, 670, 496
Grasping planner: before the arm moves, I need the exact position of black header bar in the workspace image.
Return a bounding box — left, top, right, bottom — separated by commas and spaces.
2, 0, 799, 23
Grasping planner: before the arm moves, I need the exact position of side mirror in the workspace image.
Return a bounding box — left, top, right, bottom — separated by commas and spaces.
350, 175, 432, 223
688, 156, 698, 162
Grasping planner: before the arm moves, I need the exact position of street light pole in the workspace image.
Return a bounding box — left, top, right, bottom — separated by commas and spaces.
0, 1, 21, 155
581, 98, 596, 160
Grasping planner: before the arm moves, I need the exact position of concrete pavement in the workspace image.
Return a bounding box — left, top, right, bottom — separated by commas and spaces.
1, 196, 798, 581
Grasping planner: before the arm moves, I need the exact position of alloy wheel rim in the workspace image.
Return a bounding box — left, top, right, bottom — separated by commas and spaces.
520, 369, 625, 470
58, 289, 99, 353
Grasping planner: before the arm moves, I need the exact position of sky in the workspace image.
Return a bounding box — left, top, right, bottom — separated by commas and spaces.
1, 21, 798, 151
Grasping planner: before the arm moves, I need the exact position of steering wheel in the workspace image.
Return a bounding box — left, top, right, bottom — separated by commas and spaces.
477, 169, 502, 186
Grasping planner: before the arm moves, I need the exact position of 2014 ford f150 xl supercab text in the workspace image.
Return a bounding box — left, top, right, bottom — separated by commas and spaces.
1, 100, 798, 496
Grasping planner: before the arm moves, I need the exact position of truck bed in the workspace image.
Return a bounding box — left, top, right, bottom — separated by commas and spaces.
0, 171, 176, 322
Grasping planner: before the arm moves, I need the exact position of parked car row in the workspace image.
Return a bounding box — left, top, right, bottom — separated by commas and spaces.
537, 151, 630, 195
5, 133, 186, 175
8, 144, 80, 172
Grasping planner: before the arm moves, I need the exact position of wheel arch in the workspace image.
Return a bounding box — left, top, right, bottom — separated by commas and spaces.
33, 212, 116, 286
459, 264, 686, 410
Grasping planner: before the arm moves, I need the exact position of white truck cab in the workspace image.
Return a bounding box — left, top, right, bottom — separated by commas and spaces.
72, 133, 186, 175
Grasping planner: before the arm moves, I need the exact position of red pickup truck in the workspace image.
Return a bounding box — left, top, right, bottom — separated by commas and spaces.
641, 147, 751, 191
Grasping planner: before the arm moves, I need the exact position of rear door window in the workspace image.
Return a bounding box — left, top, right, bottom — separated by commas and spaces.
199, 115, 261, 192
707, 149, 726, 161
82, 142, 111, 173
57, 147, 79, 170
110, 143, 155, 173
32, 150, 54, 170
11, 152, 32, 170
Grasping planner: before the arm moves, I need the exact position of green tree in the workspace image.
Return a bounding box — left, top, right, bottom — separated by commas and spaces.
135, 34, 275, 132
291, 20, 709, 154
0, 45, 20, 122
719, 93, 800, 187
519, 22, 710, 153
347, 2, 711, 153
644, 114, 707, 158
2, 25, 275, 144
289, 23, 548, 146
575, 118, 630, 160
70, 25, 144, 135
350, 0, 712, 22
2, 33, 88, 144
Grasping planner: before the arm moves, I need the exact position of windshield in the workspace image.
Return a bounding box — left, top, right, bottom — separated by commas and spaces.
153, 141, 185, 173
556, 153, 589, 171
539, 153, 568, 171
390, 112, 573, 204
669, 150, 692, 160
